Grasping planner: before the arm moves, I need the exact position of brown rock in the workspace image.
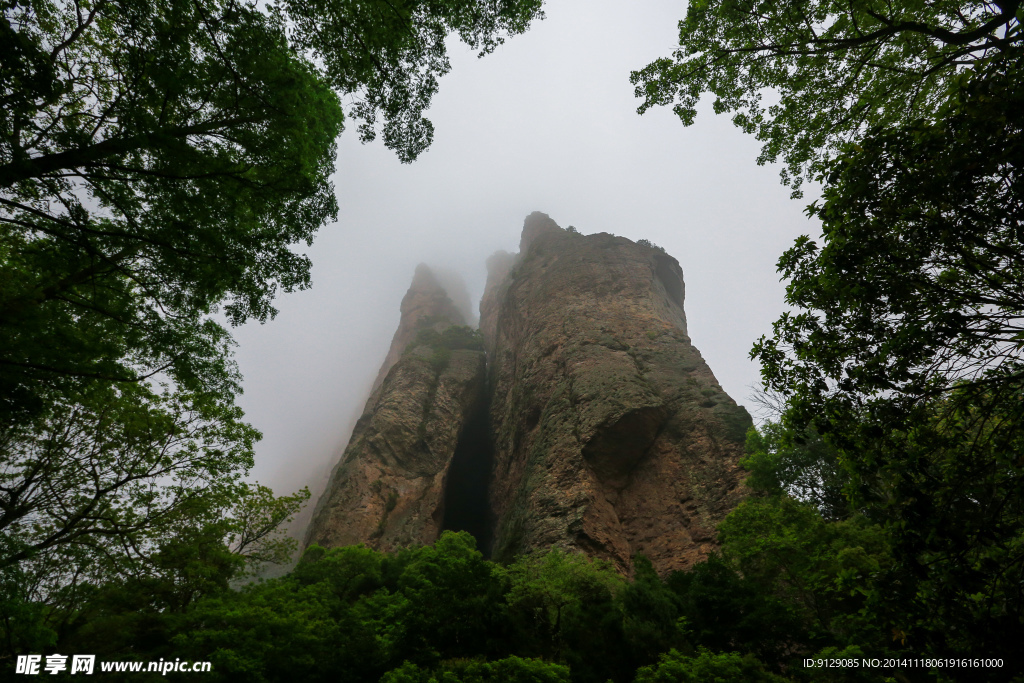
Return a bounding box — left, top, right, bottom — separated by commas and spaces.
479, 250, 515, 360
481, 212, 750, 574
304, 216, 749, 576
370, 263, 469, 395
304, 266, 486, 552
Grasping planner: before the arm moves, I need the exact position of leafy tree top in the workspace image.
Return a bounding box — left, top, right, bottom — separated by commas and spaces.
631, 0, 1022, 195
0, 0, 544, 417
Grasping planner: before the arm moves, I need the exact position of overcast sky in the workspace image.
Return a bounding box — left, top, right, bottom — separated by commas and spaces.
233, 0, 821, 500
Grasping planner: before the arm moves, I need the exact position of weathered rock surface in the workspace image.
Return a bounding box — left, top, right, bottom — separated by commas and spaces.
369, 263, 470, 395
481, 212, 750, 574
305, 215, 749, 575
304, 266, 486, 552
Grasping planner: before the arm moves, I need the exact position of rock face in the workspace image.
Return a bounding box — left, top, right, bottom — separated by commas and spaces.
304, 266, 487, 552
480, 212, 750, 574
306, 213, 750, 575
369, 264, 471, 395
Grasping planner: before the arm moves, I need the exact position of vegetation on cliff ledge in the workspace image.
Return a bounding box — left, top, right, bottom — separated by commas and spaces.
405, 325, 485, 373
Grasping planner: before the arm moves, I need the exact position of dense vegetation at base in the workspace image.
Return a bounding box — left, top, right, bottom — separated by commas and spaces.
5, 426, 1017, 682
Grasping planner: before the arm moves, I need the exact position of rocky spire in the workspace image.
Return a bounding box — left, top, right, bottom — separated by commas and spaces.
304, 266, 487, 552
479, 213, 749, 574
305, 215, 750, 575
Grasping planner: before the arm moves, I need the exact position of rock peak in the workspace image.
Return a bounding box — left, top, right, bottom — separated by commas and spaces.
369, 264, 468, 394
307, 215, 748, 575
479, 214, 746, 573
305, 263, 487, 553
519, 211, 562, 253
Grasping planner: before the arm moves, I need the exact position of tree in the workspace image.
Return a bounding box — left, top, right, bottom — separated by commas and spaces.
0, 0, 544, 624
0, 0, 544, 420
754, 59, 1024, 414
633, 0, 1024, 664
750, 59, 1024, 663
0, 383, 258, 573
379, 656, 571, 683
630, 0, 1022, 194
0, 380, 314, 661
389, 531, 504, 664
717, 497, 895, 663
278, 0, 544, 162
503, 549, 629, 681
743, 421, 848, 520
634, 648, 787, 683
665, 555, 800, 670
618, 555, 688, 669
1, 0, 344, 421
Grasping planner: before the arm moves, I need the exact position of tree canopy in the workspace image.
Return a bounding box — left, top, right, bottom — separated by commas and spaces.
754, 59, 1024, 415
0, 0, 544, 420
631, 0, 1022, 194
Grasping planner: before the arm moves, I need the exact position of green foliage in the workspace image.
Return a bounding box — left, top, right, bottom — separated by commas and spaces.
619, 556, 688, 667
0, 0, 541, 418
412, 325, 485, 353
755, 59, 1024, 423
665, 555, 797, 669
176, 580, 352, 682
743, 423, 848, 520
749, 56, 1024, 660
0, 382, 258, 574
279, 0, 545, 162
0, 564, 57, 656
631, 0, 1022, 194
718, 498, 893, 657
373, 488, 400, 538
0, 463, 307, 661
389, 532, 507, 664
408, 325, 485, 373
636, 239, 666, 253
28, 521, 1004, 682
1, 2, 542, 655
846, 392, 1024, 659
430, 347, 453, 373
291, 544, 387, 602
503, 549, 624, 655
226, 483, 311, 573
381, 656, 571, 683
1, 0, 344, 422
32, 532, 774, 683
170, 532, 507, 681
634, 648, 787, 683
641, 0, 1024, 664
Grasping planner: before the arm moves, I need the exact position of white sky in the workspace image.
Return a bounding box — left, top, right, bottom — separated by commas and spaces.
233, 0, 820, 499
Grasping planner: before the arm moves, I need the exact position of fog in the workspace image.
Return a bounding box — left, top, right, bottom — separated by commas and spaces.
231, 0, 821, 505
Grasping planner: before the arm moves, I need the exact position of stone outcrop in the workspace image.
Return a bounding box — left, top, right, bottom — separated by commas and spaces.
306, 214, 750, 576
304, 266, 487, 552
369, 264, 471, 395
480, 212, 750, 574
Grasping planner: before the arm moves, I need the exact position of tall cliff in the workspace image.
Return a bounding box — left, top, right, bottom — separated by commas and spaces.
480, 213, 750, 574
304, 265, 488, 552
306, 214, 750, 575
